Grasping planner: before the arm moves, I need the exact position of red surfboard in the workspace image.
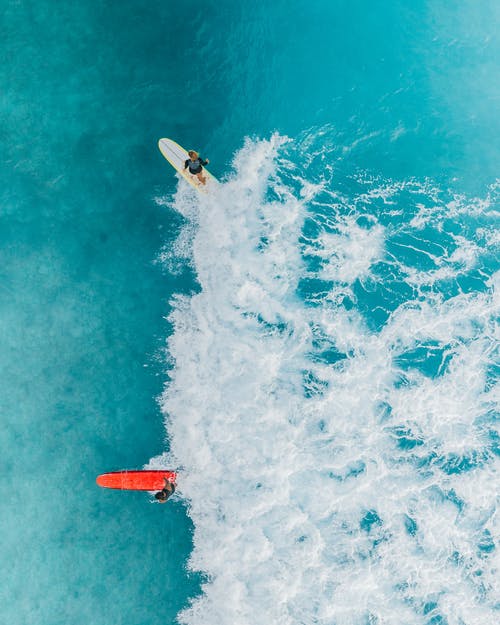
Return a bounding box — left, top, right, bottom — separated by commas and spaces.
96, 470, 177, 491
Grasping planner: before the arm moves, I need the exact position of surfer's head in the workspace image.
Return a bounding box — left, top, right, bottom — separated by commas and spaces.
155, 490, 168, 502
188, 150, 198, 159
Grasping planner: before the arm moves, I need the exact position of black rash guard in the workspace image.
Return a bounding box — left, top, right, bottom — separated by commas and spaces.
163, 482, 176, 498
184, 157, 208, 174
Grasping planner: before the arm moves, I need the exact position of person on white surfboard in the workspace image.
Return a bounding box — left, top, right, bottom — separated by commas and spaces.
184, 150, 210, 185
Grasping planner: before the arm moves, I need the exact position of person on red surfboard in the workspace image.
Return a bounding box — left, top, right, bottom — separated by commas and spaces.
154, 478, 176, 503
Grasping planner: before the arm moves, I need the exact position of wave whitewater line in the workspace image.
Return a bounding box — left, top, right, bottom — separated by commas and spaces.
152, 134, 498, 625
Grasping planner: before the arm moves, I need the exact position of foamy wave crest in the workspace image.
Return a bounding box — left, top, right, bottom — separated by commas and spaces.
158, 133, 499, 625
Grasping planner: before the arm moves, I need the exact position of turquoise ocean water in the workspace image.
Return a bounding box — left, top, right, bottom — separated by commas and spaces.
2, 2, 498, 625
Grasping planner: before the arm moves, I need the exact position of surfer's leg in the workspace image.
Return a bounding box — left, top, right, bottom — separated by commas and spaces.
196, 171, 206, 185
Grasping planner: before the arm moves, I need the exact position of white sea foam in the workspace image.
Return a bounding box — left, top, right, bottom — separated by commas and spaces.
156, 136, 498, 625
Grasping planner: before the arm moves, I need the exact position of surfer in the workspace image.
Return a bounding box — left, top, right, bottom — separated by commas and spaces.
184, 150, 210, 185
154, 478, 176, 503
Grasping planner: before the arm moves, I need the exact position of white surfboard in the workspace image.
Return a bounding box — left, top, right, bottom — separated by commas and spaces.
158, 138, 217, 193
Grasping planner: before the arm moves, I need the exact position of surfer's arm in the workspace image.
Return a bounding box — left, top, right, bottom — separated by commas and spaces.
184, 159, 189, 169
200, 158, 209, 166
164, 478, 175, 491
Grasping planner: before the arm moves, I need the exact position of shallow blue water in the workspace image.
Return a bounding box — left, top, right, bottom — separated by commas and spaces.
2, 2, 498, 625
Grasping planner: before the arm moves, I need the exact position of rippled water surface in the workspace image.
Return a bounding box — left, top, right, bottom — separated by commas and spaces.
2, 2, 498, 624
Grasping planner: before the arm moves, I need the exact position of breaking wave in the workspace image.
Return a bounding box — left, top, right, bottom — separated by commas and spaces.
153, 133, 499, 625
